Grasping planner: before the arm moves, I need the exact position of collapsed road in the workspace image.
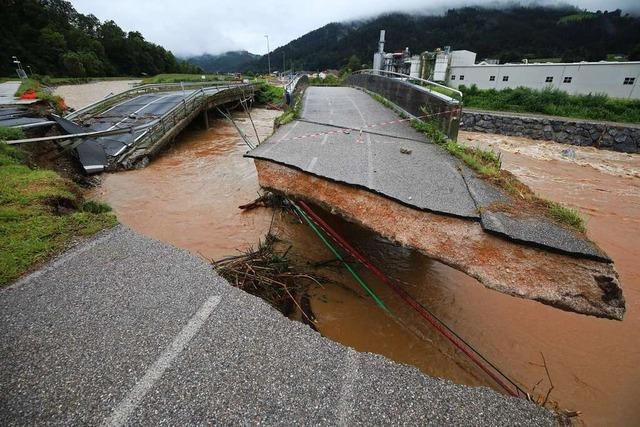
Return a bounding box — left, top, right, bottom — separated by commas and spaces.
246, 86, 625, 320
48, 82, 255, 173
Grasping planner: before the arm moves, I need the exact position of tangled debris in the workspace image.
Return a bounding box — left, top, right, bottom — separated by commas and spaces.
212, 233, 323, 327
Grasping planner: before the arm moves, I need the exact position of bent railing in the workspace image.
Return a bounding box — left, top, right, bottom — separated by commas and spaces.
66, 81, 244, 121
115, 83, 256, 166
345, 70, 462, 140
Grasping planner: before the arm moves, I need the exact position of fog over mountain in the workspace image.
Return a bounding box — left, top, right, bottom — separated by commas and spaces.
69, 0, 640, 56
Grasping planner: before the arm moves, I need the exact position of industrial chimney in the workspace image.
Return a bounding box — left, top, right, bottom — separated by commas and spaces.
373, 30, 386, 73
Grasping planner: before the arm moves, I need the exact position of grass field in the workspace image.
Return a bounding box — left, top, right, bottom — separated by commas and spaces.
0, 128, 117, 286
459, 84, 640, 123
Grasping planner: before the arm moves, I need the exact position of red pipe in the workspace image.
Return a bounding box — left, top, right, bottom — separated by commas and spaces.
297, 200, 520, 397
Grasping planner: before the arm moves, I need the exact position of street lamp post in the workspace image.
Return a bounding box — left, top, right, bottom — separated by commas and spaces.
12, 56, 26, 79
264, 35, 271, 76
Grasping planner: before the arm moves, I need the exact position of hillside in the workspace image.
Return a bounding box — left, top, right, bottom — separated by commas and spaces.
186, 51, 260, 73
245, 6, 640, 72
0, 0, 201, 77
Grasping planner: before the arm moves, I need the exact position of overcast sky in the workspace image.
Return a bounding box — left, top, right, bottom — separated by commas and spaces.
69, 0, 639, 57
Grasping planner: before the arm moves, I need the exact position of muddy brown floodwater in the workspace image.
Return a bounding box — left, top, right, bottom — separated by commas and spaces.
95, 111, 640, 426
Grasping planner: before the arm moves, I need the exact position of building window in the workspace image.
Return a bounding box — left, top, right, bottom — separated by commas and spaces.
489, 75, 495, 81
545, 76, 553, 83
459, 75, 465, 81
451, 75, 456, 80
624, 77, 636, 85
563, 77, 572, 83
502, 76, 509, 81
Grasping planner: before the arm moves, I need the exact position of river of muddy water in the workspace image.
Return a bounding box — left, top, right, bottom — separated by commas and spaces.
94, 111, 640, 425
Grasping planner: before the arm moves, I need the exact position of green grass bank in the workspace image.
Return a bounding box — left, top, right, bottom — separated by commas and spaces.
459, 84, 640, 124
0, 128, 117, 286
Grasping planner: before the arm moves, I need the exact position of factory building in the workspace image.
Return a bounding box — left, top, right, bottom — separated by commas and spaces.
445, 50, 640, 99
372, 31, 640, 99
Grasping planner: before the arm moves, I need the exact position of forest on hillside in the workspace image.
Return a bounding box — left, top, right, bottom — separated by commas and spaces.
0, 0, 201, 77
186, 51, 260, 73
246, 6, 640, 72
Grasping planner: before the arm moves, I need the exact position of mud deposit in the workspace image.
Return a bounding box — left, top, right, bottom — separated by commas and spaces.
54, 80, 140, 110
95, 113, 640, 426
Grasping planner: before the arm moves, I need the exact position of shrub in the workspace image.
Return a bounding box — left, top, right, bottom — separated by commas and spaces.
81, 200, 113, 214
459, 85, 640, 123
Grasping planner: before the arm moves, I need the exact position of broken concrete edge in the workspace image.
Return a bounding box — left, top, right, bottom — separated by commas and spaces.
458, 167, 611, 263
252, 160, 624, 320
245, 153, 478, 221
247, 151, 614, 267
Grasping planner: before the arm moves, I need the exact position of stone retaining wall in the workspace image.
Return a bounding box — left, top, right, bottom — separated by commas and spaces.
460, 110, 640, 153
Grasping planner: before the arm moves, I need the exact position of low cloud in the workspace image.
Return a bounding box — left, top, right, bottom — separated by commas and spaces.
70, 0, 639, 57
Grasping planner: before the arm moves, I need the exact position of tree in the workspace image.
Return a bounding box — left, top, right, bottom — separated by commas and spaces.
62, 52, 85, 77
346, 54, 362, 72
629, 44, 640, 61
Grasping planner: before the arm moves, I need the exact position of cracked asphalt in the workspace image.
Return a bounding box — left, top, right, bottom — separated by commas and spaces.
0, 226, 554, 426
246, 86, 608, 261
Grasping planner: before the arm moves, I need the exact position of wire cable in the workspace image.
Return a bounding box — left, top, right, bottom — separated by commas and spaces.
296, 199, 528, 398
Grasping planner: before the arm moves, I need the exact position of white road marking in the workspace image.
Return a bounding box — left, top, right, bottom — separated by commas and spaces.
347, 97, 367, 126
103, 294, 222, 427
106, 94, 176, 131
366, 134, 374, 188
100, 95, 149, 116
336, 349, 358, 426
307, 156, 318, 172
277, 120, 299, 143
259, 121, 300, 156
320, 134, 328, 146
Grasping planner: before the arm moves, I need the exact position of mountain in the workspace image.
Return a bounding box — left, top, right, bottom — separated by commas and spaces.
245, 6, 640, 73
186, 51, 260, 73
0, 0, 201, 77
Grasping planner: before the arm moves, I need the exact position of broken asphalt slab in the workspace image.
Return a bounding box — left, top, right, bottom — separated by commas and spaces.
0, 226, 553, 425
246, 86, 610, 261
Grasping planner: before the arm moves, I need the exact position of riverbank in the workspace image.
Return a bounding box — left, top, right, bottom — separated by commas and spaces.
0, 130, 116, 286
53, 79, 140, 110
0, 225, 553, 425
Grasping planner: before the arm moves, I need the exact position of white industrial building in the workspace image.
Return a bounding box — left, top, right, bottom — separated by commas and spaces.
371, 31, 640, 99
445, 50, 640, 99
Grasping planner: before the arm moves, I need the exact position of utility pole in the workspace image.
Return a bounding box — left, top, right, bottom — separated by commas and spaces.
264, 35, 271, 76
283, 51, 285, 76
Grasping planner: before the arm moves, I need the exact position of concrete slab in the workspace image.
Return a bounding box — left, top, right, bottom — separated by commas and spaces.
0, 226, 553, 425
248, 87, 479, 219
248, 86, 612, 261
459, 168, 609, 261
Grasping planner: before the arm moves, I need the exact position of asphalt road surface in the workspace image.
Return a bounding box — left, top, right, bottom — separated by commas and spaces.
247, 86, 606, 260
0, 226, 553, 426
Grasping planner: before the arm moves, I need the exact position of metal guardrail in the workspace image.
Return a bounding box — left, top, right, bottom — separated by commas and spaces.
65, 81, 244, 121
346, 70, 462, 140
352, 69, 462, 101
284, 74, 303, 93
117, 83, 256, 165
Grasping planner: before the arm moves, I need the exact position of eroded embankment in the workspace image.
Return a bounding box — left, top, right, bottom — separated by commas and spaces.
254, 159, 624, 320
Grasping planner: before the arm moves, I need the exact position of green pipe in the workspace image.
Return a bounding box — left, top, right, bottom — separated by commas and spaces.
293, 203, 391, 314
